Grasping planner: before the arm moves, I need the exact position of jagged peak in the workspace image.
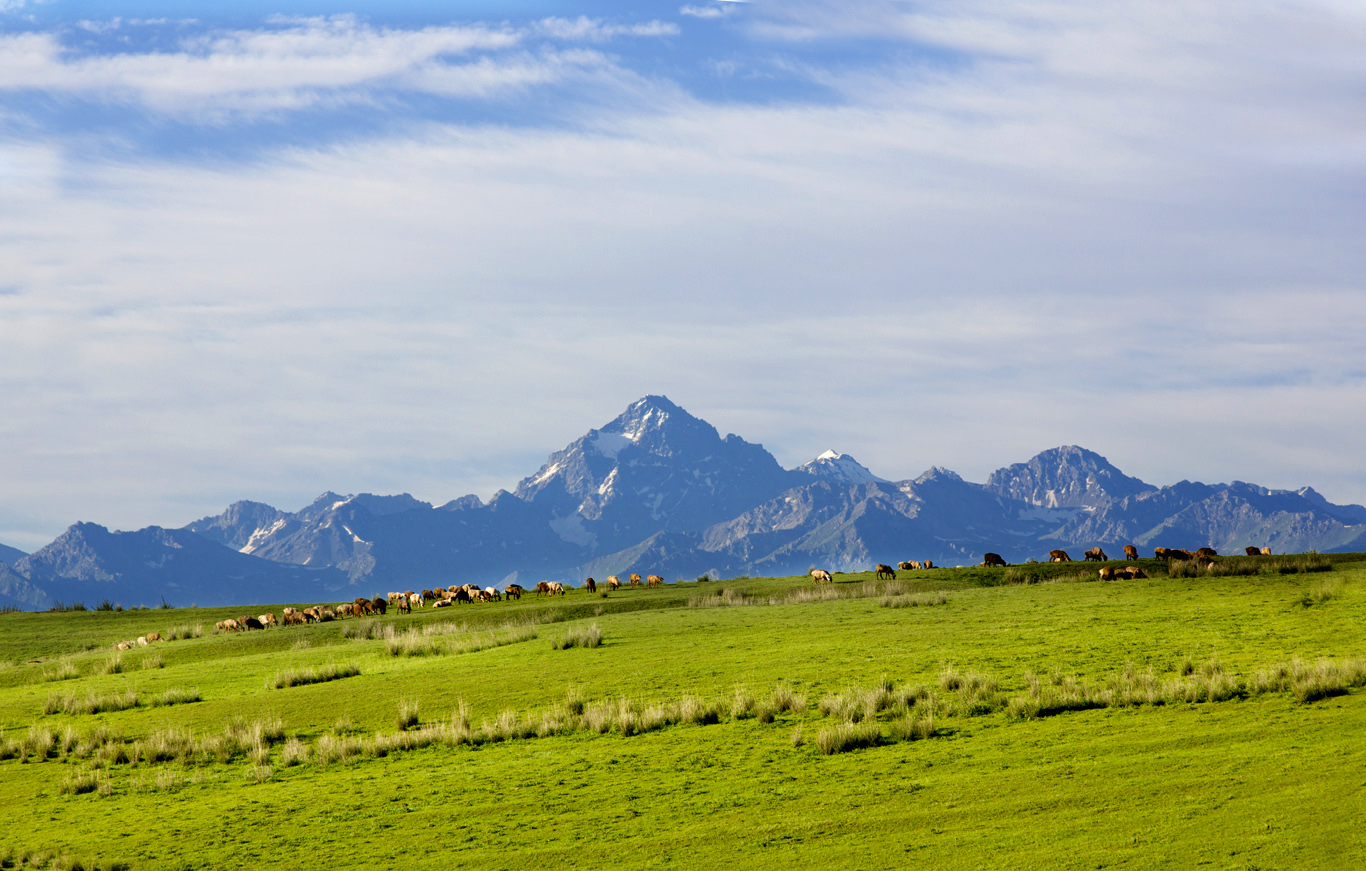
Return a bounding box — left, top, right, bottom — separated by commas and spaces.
915, 466, 963, 484
796, 450, 888, 484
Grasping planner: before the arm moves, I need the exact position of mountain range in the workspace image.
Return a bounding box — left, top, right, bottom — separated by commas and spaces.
3, 395, 1364, 609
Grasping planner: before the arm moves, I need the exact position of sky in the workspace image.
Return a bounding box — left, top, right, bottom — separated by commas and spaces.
1, 0, 1364, 551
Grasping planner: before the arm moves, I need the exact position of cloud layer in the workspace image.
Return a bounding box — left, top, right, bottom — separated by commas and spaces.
1, 1, 1363, 549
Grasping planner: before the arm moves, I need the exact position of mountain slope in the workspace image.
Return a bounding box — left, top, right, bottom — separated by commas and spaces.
13, 522, 347, 608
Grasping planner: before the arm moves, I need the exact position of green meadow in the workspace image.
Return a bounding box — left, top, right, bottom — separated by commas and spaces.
2, 555, 1365, 870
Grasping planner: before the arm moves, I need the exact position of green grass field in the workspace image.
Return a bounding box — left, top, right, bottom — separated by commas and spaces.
2, 555, 1365, 869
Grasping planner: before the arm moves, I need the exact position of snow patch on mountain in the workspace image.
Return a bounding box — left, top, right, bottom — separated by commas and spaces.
240, 519, 286, 554
796, 450, 889, 484
593, 431, 633, 458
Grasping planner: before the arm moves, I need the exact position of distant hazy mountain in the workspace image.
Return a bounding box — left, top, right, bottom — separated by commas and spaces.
795, 450, 889, 485
13, 522, 347, 609
0, 542, 26, 566
9, 395, 1366, 607
984, 445, 1156, 508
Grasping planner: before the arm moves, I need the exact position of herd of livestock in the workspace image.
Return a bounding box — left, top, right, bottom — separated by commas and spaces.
820, 543, 1279, 585
209, 573, 670, 633
191, 547, 1287, 638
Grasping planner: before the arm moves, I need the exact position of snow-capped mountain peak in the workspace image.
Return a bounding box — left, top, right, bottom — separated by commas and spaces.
796, 450, 889, 484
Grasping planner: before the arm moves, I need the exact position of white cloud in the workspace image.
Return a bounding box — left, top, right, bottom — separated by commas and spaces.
680, 5, 735, 19
0, 2, 1364, 543
0, 14, 679, 116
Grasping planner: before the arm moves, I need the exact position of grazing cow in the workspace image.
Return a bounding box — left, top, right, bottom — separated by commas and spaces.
811, 568, 833, 584
1048, 550, 1072, 562
584, 578, 597, 593
282, 607, 304, 626
505, 584, 524, 601
982, 553, 1007, 568
1245, 546, 1261, 556
1098, 567, 1115, 581
396, 597, 411, 615
1167, 549, 1194, 560
608, 577, 621, 591
421, 589, 435, 600
1195, 547, 1218, 560
454, 588, 472, 604
1123, 545, 1139, 560
922, 560, 934, 569
535, 581, 551, 596
1260, 547, 1272, 556
1121, 566, 1148, 580
898, 561, 920, 571
629, 574, 643, 587
546, 581, 566, 596
216, 618, 241, 633
145, 631, 164, 642
874, 564, 896, 579
1153, 547, 1169, 558
318, 605, 337, 622
484, 586, 502, 602
240, 616, 264, 631
371, 596, 388, 616
257, 614, 277, 629
1084, 547, 1108, 562
647, 574, 664, 588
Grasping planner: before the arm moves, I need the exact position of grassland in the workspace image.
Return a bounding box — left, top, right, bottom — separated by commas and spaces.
2, 554, 1365, 869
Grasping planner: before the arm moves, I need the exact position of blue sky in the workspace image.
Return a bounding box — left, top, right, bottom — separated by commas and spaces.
1, 0, 1364, 550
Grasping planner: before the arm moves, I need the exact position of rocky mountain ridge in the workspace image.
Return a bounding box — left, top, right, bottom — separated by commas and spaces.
4, 396, 1364, 609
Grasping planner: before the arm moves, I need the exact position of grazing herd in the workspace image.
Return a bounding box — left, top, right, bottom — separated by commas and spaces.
113, 631, 164, 651
969, 543, 1277, 578
205, 574, 676, 634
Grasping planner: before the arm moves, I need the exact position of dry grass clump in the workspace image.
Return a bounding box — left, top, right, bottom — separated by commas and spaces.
96, 653, 124, 676
41, 660, 81, 683
384, 628, 442, 657
938, 665, 1004, 716
879, 591, 948, 608
44, 688, 139, 716
166, 622, 203, 641
397, 698, 420, 731
1249, 657, 1366, 703
754, 684, 808, 723
815, 721, 881, 755
58, 767, 111, 796
270, 662, 360, 688
689, 581, 914, 609
150, 687, 200, 708
1298, 577, 1343, 607
551, 624, 602, 650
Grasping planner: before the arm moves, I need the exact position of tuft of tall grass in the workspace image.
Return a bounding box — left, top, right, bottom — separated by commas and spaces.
551, 624, 602, 650
41, 660, 81, 682
97, 653, 124, 676
879, 591, 948, 608
280, 736, 310, 767
270, 662, 360, 688
397, 698, 420, 731
151, 687, 201, 707
44, 688, 139, 716
59, 768, 110, 796
815, 721, 881, 755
